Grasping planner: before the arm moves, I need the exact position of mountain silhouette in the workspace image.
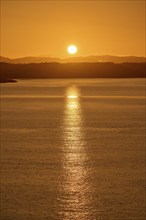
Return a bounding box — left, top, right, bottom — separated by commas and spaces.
0, 55, 146, 64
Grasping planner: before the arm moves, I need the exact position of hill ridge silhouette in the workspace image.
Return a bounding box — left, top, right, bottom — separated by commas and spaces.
0, 62, 145, 82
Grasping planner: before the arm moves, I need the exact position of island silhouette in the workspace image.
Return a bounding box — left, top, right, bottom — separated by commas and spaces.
0, 56, 146, 83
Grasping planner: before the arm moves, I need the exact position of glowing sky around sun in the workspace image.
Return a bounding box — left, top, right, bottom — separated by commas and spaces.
1, 0, 145, 58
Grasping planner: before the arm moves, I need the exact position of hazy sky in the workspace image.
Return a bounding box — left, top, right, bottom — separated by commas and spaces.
1, 0, 145, 58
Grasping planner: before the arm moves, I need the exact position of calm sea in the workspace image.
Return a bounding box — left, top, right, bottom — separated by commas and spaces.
0, 78, 145, 220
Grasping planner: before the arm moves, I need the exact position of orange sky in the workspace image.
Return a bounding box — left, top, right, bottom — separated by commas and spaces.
1, 0, 145, 58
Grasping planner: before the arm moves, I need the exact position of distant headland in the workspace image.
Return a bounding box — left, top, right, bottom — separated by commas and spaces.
0, 78, 17, 83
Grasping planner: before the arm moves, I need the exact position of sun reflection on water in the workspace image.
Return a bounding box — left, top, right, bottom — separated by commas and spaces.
57, 86, 95, 219
67, 95, 78, 99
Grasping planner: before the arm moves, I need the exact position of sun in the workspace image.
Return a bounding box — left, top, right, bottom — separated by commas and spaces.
67, 45, 77, 54
68, 95, 78, 99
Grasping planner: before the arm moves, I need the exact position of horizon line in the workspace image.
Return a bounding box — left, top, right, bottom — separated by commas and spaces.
1, 54, 146, 59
